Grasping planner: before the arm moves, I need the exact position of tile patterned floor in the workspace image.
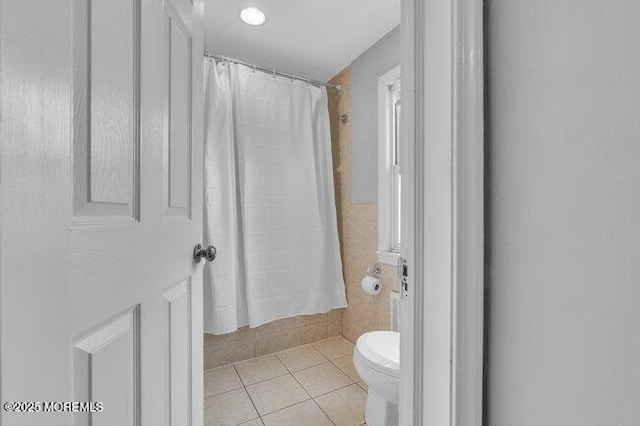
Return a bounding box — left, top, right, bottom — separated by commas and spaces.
204, 336, 368, 426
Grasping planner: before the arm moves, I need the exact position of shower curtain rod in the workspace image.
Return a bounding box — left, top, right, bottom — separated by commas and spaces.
204, 52, 342, 92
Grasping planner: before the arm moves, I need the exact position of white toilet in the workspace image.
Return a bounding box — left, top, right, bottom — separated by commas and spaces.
353, 330, 400, 426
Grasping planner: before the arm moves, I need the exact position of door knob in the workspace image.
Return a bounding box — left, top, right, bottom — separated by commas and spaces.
193, 244, 217, 263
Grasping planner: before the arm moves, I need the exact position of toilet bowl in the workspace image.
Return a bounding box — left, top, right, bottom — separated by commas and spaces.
353, 330, 400, 426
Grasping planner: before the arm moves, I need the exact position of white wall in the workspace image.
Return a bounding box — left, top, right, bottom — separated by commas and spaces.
350, 26, 400, 203
486, 1, 640, 424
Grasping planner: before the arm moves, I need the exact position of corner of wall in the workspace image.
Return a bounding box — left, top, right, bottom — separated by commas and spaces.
328, 66, 400, 344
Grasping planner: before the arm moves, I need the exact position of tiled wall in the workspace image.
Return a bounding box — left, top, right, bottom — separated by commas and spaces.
328, 67, 400, 343
204, 310, 343, 369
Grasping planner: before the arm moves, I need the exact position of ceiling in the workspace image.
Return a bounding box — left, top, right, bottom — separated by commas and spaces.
204, 0, 401, 82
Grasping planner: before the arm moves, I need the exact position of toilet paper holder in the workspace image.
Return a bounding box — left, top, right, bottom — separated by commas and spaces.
367, 263, 382, 279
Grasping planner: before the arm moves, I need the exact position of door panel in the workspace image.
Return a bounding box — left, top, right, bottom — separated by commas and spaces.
72, 0, 141, 222
164, 279, 192, 426
165, 4, 193, 218
73, 307, 140, 426
88, 0, 137, 206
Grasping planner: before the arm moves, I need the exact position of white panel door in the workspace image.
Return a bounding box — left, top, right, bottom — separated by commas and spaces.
0, 0, 205, 425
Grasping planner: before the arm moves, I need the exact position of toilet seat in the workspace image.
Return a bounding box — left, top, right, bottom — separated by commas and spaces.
355, 331, 399, 378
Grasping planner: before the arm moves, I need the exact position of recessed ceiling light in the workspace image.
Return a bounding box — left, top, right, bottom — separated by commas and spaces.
240, 7, 266, 26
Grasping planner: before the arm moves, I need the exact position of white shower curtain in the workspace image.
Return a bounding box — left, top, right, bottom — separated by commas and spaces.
203, 60, 347, 335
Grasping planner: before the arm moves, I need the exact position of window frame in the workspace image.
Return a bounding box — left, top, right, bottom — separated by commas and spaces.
377, 65, 402, 265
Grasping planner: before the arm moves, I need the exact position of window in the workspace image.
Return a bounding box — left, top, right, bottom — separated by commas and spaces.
377, 66, 402, 265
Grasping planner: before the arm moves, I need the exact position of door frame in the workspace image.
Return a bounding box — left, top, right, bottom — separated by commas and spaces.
398, 0, 484, 424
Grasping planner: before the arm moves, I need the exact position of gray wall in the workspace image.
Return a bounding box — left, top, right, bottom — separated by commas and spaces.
350, 26, 400, 203
486, 1, 640, 425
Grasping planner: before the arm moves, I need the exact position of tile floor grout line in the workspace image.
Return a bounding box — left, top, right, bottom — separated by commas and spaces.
257, 385, 313, 418
233, 354, 290, 387
272, 347, 332, 417
272, 353, 289, 371
329, 356, 362, 383
203, 365, 245, 400
314, 383, 368, 425
274, 352, 297, 375
233, 354, 347, 395
254, 413, 266, 426
289, 359, 333, 375
258, 397, 334, 425
205, 335, 348, 372
235, 350, 345, 383
310, 396, 337, 426
232, 363, 263, 425
275, 347, 329, 374
287, 364, 337, 426
311, 381, 360, 399
341, 334, 356, 345
247, 371, 313, 419
214, 369, 357, 423
241, 370, 290, 388
232, 364, 249, 387
289, 368, 315, 401
205, 336, 361, 425
295, 363, 355, 397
